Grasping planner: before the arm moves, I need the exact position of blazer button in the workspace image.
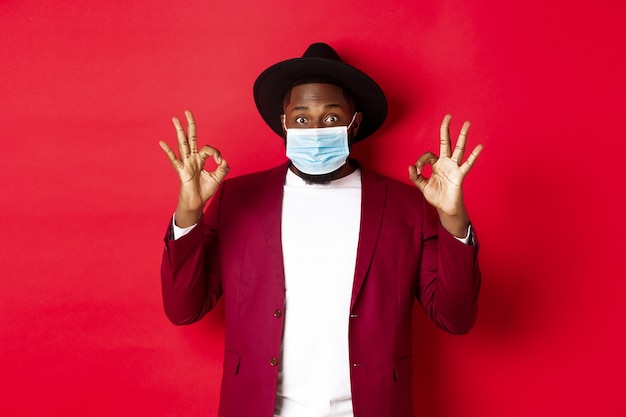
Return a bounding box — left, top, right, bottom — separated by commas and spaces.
269, 357, 279, 367
273, 309, 282, 318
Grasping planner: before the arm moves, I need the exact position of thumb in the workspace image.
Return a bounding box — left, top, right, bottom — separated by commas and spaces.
213, 158, 230, 183
408, 165, 428, 193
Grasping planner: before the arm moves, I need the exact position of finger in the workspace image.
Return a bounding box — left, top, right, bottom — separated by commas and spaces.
212, 158, 230, 183
408, 165, 428, 193
451, 120, 470, 164
185, 110, 198, 153
414, 151, 438, 175
198, 145, 229, 184
439, 114, 452, 158
158, 140, 184, 171
197, 145, 224, 165
459, 144, 484, 177
172, 116, 190, 158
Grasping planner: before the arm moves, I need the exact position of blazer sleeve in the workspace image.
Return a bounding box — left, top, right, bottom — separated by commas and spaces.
160, 185, 224, 325
417, 197, 481, 335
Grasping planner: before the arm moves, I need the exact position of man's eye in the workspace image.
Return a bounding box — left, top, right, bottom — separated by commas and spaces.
325, 115, 339, 124
295, 117, 307, 124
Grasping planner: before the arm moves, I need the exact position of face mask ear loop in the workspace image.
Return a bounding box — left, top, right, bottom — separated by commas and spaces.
347, 113, 358, 130
345, 112, 359, 141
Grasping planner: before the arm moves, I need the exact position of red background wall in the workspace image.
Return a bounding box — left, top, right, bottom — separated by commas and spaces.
2, 0, 625, 416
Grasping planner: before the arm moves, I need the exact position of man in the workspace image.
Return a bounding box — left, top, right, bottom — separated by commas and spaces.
159, 43, 482, 417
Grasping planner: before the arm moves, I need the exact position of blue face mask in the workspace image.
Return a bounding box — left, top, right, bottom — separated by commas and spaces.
284, 114, 357, 175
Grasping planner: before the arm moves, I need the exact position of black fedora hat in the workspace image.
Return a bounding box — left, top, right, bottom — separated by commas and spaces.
253, 42, 388, 143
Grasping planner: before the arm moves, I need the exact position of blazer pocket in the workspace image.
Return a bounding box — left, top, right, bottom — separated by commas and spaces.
393, 355, 413, 382
223, 350, 241, 374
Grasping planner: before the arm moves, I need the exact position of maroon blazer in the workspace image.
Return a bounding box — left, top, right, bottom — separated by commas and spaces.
161, 162, 480, 417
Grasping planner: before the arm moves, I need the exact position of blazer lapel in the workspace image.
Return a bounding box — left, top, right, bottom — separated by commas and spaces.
351, 169, 387, 309
255, 163, 387, 305
258, 162, 290, 291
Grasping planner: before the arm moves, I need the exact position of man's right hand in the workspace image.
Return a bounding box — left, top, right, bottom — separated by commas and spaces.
159, 110, 229, 228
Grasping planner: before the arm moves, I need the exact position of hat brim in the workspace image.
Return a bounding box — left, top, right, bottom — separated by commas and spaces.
253, 57, 387, 143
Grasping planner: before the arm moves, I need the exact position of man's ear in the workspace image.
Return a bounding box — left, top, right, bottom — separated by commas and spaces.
349, 112, 363, 139
280, 114, 287, 134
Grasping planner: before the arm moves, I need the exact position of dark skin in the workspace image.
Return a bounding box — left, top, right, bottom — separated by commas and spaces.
281, 83, 362, 184
159, 83, 482, 237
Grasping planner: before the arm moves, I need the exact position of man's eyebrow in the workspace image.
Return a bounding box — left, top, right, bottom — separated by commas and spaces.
290, 103, 344, 111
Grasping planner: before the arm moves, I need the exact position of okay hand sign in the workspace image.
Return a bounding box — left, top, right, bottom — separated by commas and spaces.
159, 110, 229, 227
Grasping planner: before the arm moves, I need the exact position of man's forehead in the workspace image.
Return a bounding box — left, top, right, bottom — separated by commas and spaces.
287, 83, 349, 107
291, 82, 344, 95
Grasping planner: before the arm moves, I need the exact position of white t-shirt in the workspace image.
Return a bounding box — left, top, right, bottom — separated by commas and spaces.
275, 168, 362, 417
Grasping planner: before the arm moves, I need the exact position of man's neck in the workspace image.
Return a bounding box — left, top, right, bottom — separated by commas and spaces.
288, 159, 358, 185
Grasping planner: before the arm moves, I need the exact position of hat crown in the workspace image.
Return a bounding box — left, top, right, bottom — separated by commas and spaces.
302, 43, 344, 63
